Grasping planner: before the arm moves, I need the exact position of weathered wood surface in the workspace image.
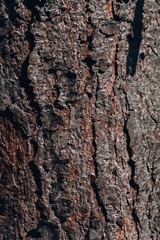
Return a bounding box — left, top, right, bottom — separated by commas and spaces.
0, 0, 159, 239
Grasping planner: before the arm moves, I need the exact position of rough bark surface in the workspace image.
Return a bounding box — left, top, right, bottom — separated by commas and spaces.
0, 0, 159, 239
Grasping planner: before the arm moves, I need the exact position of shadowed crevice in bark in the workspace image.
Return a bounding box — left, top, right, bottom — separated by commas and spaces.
114, 43, 119, 77
0, 18, 12, 37
0, 108, 27, 138
83, 56, 97, 75
132, 208, 141, 227
19, 5, 42, 126
123, 119, 139, 195
91, 120, 110, 223
0, 15, 12, 52
87, 16, 95, 51
23, 0, 47, 22
128, 159, 139, 194
30, 138, 39, 157
27, 220, 59, 239
123, 118, 141, 238
5, 0, 19, 24
19, 53, 42, 126
84, 12, 109, 224
87, 35, 93, 51
28, 160, 47, 220
27, 229, 41, 238
84, 218, 92, 240
132, 207, 142, 240
123, 119, 133, 159
91, 180, 110, 223
126, 0, 144, 76
28, 161, 42, 197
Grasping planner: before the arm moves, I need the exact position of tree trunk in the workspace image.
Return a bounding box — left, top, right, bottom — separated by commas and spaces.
0, 0, 159, 239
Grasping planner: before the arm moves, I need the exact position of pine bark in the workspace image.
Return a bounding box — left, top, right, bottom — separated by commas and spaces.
0, 0, 159, 239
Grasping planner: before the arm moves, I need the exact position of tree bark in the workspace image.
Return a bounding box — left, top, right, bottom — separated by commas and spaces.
0, 0, 159, 239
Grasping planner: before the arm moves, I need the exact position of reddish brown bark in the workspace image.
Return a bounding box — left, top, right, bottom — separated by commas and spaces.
0, 0, 159, 239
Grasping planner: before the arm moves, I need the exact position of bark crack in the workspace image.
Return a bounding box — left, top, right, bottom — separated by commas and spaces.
91, 119, 109, 223
28, 160, 46, 220
23, 0, 46, 22
83, 8, 109, 224
0, 108, 27, 138
122, 92, 139, 196
126, 0, 144, 76
19, 4, 42, 126
28, 160, 42, 198
122, 93, 142, 238
132, 206, 142, 239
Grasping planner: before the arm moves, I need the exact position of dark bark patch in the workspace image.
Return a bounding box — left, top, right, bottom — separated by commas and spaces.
27, 229, 41, 238
126, 0, 144, 76
28, 161, 42, 197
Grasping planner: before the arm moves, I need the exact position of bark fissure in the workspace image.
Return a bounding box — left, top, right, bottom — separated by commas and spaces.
132, 207, 142, 240
145, 100, 158, 125
126, 0, 144, 76
23, 0, 45, 22
148, 45, 158, 57
28, 160, 42, 198
114, 42, 119, 78
147, 198, 155, 240
0, 19, 12, 38
19, 6, 42, 126
28, 160, 45, 220
83, 9, 109, 223
123, 100, 142, 238
0, 1, 13, 52
5, 0, 19, 24
27, 229, 41, 238
123, 115, 140, 196
84, 218, 92, 239
0, 108, 27, 138
91, 119, 109, 223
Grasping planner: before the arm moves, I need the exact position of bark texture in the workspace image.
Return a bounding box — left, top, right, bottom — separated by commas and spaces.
0, 0, 160, 239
